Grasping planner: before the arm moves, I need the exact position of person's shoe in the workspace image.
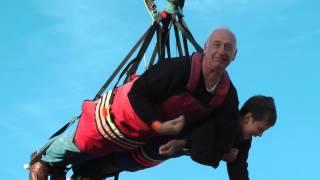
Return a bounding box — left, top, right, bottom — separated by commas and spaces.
29, 161, 49, 180
28, 152, 49, 180
28, 152, 66, 180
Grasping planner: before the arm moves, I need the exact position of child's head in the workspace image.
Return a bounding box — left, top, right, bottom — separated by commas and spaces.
240, 95, 277, 140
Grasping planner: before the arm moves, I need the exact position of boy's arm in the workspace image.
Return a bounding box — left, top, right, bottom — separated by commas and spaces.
158, 139, 187, 156
227, 139, 252, 180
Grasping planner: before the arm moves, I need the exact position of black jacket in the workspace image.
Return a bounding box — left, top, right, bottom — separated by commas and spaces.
189, 82, 240, 168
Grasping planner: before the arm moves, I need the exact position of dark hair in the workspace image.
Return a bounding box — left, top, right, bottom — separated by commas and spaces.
240, 95, 277, 126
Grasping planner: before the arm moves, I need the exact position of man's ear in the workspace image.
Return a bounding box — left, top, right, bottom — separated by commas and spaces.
203, 42, 208, 51
232, 48, 238, 61
204, 42, 208, 48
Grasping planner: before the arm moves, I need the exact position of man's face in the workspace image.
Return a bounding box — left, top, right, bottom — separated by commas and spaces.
242, 113, 271, 140
203, 30, 237, 72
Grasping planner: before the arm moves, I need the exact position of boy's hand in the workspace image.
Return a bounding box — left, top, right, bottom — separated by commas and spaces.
152, 115, 185, 135
222, 148, 239, 163
159, 139, 186, 156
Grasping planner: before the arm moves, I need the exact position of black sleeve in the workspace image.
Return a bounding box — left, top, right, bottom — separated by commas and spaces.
128, 57, 191, 125
227, 139, 252, 180
189, 84, 239, 168
189, 115, 220, 167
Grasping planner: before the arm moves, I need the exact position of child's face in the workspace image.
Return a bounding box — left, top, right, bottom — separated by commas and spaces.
242, 112, 271, 140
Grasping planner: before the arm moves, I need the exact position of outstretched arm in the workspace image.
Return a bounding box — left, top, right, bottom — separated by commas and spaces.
227, 139, 252, 180
159, 139, 187, 156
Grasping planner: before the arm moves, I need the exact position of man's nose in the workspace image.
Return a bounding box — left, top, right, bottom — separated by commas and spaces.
217, 46, 226, 54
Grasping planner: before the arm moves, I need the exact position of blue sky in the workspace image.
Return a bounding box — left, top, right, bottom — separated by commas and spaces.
1, 0, 319, 179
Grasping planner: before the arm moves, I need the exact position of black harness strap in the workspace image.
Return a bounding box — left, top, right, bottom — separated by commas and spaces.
148, 42, 159, 67
160, 15, 172, 61
174, 19, 202, 52
156, 24, 163, 60
165, 31, 171, 59
173, 18, 183, 57
127, 22, 159, 76
179, 17, 189, 56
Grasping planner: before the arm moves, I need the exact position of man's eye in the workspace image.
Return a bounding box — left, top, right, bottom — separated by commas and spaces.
225, 45, 233, 52
213, 43, 221, 47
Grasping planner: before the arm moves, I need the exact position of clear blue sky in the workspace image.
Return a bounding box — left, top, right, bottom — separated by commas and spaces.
1, 0, 319, 179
